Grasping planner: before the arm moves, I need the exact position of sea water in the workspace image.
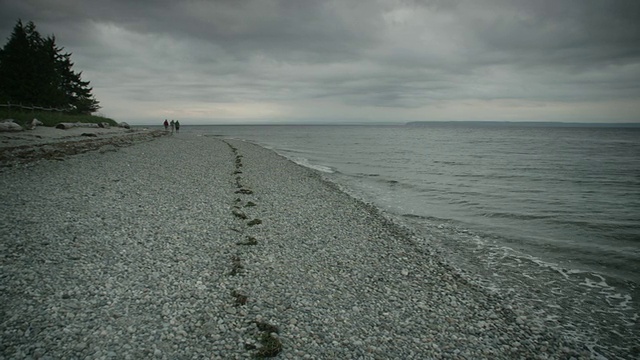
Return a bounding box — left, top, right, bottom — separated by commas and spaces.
190, 123, 639, 358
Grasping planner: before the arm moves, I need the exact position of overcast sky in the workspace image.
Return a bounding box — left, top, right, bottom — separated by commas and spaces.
1, 0, 639, 124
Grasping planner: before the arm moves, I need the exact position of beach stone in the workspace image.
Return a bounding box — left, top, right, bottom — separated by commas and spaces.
0, 119, 23, 132
26, 118, 43, 130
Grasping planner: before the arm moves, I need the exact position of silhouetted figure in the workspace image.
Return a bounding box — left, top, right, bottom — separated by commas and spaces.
163, 119, 169, 131
175, 120, 180, 133
170, 120, 175, 134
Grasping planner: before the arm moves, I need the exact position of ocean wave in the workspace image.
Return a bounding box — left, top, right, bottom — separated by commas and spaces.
407, 221, 640, 359
289, 156, 335, 173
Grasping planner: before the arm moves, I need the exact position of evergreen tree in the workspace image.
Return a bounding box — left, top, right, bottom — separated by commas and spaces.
39, 35, 63, 108
0, 19, 100, 113
55, 50, 100, 113
0, 20, 37, 105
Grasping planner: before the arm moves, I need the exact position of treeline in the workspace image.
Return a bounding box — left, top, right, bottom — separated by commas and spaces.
0, 20, 100, 114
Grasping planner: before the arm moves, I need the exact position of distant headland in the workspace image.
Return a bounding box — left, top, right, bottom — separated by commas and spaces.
405, 121, 640, 128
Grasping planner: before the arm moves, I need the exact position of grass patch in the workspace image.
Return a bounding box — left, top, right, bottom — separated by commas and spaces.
237, 236, 258, 246
235, 188, 254, 195
229, 255, 244, 276
256, 322, 279, 334
0, 109, 118, 128
256, 333, 283, 358
245, 201, 257, 207
231, 290, 248, 306
232, 209, 248, 219
223, 141, 237, 151
255, 322, 282, 358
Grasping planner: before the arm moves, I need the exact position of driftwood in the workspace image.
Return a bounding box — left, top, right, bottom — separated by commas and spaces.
26, 118, 43, 130
0, 119, 24, 132
55, 122, 100, 130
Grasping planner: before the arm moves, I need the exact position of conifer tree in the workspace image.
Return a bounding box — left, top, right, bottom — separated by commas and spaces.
55, 49, 101, 113
0, 19, 100, 113
0, 20, 38, 105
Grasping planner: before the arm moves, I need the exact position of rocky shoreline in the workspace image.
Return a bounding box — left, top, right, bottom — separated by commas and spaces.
0, 134, 589, 359
0, 127, 167, 167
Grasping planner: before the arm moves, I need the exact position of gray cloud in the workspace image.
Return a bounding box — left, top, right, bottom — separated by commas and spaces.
1, 0, 639, 123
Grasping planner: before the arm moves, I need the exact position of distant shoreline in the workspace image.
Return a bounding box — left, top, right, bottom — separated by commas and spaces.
405, 120, 640, 128
132, 121, 640, 128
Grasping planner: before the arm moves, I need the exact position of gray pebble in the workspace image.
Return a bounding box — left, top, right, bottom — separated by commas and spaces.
0, 135, 589, 359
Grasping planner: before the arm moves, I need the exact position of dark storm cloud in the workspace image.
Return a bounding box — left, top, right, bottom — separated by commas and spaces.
1, 0, 639, 122
469, 1, 640, 67
2, 0, 378, 61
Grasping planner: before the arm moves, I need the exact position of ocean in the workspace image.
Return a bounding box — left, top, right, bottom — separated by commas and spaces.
188, 123, 639, 358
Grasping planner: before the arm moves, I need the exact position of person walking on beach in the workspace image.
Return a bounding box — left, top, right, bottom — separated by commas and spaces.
175, 120, 180, 133
170, 120, 175, 134
163, 119, 169, 131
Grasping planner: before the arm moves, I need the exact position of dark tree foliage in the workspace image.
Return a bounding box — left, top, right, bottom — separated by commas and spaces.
0, 20, 100, 114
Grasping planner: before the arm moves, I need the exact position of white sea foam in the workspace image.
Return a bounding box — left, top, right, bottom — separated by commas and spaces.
289, 156, 335, 173
581, 273, 609, 289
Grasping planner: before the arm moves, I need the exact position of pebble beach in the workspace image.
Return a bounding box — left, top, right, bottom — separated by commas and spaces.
0, 132, 589, 359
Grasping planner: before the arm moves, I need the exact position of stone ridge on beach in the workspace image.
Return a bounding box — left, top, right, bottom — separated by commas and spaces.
0, 126, 167, 166
0, 134, 588, 359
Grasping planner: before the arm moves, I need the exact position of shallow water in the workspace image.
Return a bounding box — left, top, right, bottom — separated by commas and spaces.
188, 124, 639, 358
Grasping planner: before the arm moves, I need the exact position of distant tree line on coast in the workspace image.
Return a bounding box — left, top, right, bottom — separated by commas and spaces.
0, 20, 100, 114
